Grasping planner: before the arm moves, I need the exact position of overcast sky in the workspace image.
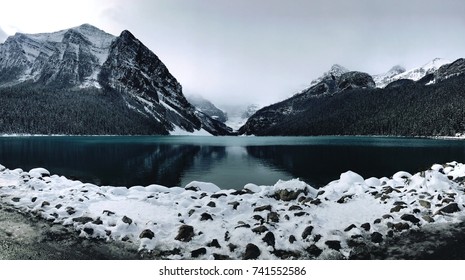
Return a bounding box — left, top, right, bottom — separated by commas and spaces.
1, 0, 465, 107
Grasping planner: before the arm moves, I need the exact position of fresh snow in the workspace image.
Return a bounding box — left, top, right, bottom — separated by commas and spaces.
309, 64, 349, 87
2, 161, 465, 259
374, 58, 451, 88
170, 125, 212, 136
1, 24, 115, 87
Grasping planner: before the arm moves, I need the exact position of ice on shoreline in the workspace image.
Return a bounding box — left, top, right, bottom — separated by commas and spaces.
1, 162, 464, 259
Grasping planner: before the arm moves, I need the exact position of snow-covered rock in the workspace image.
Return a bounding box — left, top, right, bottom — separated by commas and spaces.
2, 161, 465, 259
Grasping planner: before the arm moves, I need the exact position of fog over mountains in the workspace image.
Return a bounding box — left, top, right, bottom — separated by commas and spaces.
1, 24, 465, 137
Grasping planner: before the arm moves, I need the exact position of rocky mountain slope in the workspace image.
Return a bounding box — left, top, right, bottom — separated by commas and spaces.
240, 59, 465, 136
186, 95, 228, 123
239, 66, 376, 135
0, 24, 232, 135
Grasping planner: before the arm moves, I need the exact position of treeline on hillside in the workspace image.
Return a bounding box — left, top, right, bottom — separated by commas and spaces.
255, 75, 465, 136
0, 85, 167, 135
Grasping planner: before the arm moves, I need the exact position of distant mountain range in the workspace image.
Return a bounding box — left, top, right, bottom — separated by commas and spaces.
240, 58, 465, 136
186, 94, 228, 123
2, 24, 465, 137
0, 24, 233, 135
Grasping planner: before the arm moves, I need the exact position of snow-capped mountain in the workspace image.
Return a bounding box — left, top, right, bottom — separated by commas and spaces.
309, 64, 349, 87
374, 58, 450, 88
239, 58, 465, 136
239, 65, 375, 135
220, 104, 260, 131
0, 24, 114, 87
373, 65, 406, 88
0, 24, 232, 135
186, 95, 228, 123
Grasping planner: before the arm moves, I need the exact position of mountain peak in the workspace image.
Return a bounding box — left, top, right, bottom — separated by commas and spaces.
423, 57, 450, 69
0, 24, 234, 136
76, 23, 98, 29
309, 64, 349, 86
330, 64, 348, 72
374, 58, 452, 88
120, 30, 136, 40
388, 65, 406, 74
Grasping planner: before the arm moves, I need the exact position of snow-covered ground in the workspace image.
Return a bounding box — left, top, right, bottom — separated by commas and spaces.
1, 162, 465, 259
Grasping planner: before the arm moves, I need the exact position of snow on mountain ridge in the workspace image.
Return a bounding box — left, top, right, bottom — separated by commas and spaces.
0, 24, 234, 136
373, 65, 406, 88
309, 64, 349, 86
375, 58, 451, 88
9, 24, 114, 63
0, 24, 115, 87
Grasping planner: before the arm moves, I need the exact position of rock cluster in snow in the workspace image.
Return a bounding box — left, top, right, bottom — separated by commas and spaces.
1, 162, 465, 259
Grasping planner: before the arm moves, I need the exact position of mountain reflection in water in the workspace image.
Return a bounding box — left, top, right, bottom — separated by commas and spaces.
1, 136, 465, 189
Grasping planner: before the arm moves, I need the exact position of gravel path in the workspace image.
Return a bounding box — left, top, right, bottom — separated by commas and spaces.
0, 203, 142, 260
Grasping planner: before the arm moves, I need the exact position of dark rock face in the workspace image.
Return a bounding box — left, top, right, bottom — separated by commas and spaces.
207, 239, 221, 248
361, 223, 371, 232
175, 225, 195, 242
344, 224, 357, 232
99, 30, 201, 133
267, 212, 280, 223
0, 24, 233, 136
338, 71, 376, 91
436, 59, 465, 82
262, 232, 276, 247
200, 213, 213, 221
254, 205, 272, 212
191, 247, 207, 258
436, 203, 460, 214
289, 235, 296, 244
72, 216, 94, 224
122, 216, 133, 225
401, 214, 420, 224
306, 244, 323, 257
273, 189, 307, 201
139, 229, 155, 239
243, 243, 261, 260
371, 232, 383, 243
325, 240, 341, 251
301, 226, 314, 240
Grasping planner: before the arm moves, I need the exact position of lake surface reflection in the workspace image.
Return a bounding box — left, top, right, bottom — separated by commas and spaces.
1, 136, 465, 189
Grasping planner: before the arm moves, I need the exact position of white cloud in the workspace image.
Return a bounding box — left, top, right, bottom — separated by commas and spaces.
1, 0, 465, 107
0, 0, 117, 35
0, 26, 7, 42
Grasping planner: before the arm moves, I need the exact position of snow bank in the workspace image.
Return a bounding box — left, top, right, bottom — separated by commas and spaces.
1, 162, 465, 259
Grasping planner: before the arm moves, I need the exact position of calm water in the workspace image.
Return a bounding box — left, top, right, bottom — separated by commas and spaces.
1, 136, 465, 189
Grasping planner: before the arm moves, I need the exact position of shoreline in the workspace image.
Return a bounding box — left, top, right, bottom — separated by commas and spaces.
2, 162, 465, 259
1, 133, 464, 140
